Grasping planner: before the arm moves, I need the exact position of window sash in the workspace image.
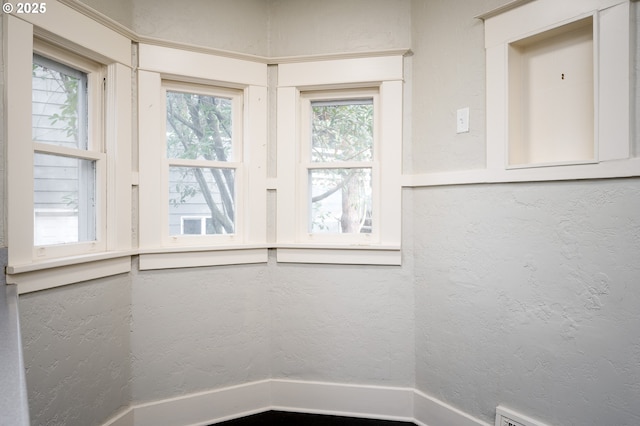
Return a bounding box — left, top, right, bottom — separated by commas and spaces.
32, 54, 89, 150
168, 166, 237, 236
308, 167, 373, 235
298, 89, 380, 243
29, 47, 107, 259
161, 81, 244, 245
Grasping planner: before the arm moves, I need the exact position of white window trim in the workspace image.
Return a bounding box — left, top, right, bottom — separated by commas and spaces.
481, 0, 632, 174
137, 43, 268, 270
4, 4, 132, 293
276, 56, 404, 265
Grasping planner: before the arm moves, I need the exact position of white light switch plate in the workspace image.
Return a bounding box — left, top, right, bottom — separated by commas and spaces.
457, 107, 470, 133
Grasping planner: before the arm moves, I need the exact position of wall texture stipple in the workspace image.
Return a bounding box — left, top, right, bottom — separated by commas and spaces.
8, 1, 640, 426
19, 275, 131, 426
413, 180, 640, 425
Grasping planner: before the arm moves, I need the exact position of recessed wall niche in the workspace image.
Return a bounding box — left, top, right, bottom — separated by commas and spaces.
481, 0, 631, 176
508, 17, 594, 167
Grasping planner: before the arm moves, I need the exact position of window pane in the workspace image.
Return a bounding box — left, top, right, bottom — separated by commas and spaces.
166, 91, 233, 161
34, 153, 96, 245
182, 218, 204, 235
32, 55, 88, 149
309, 168, 372, 234
169, 166, 235, 235
311, 99, 373, 162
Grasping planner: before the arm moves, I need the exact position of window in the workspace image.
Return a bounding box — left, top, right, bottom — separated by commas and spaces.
137, 44, 267, 270
164, 83, 242, 240
31, 50, 103, 253
302, 91, 377, 240
276, 55, 404, 265
4, 6, 133, 293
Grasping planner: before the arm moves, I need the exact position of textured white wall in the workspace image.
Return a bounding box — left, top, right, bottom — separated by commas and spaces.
131, 262, 271, 403
131, 0, 269, 56
410, 0, 507, 173
410, 2, 640, 425
19, 275, 132, 426
76, 0, 133, 29
268, 0, 411, 57
265, 0, 414, 388
269, 264, 414, 385
9, 2, 640, 426
412, 180, 640, 425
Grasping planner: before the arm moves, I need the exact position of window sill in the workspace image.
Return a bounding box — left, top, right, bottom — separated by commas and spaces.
6, 251, 134, 294
138, 245, 269, 270
5, 244, 402, 293
275, 244, 402, 266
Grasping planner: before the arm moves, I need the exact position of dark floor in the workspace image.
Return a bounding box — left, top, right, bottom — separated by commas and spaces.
214, 411, 416, 425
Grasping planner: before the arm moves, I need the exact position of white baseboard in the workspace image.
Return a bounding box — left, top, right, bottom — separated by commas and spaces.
271, 379, 415, 422
413, 389, 491, 426
101, 407, 134, 426
101, 380, 492, 426
132, 380, 271, 426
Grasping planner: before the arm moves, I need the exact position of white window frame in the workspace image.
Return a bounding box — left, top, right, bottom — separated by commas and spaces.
163, 81, 244, 243
299, 88, 379, 244
31, 40, 106, 258
137, 44, 268, 270
4, 5, 133, 294
276, 56, 403, 265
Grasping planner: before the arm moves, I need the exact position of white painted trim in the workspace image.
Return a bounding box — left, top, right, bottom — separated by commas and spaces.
6, 250, 134, 275
275, 55, 404, 261
138, 248, 268, 270
270, 380, 414, 422
18, 0, 131, 66
101, 408, 134, 426
414, 390, 492, 426
105, 62, 133, 253
137, 47, 268, 256
4, 1, 133, 291
8, 256, 131, 294
138, 44, 267, 87
5, 14, 35, 266
403, 157, 640, 188
475, 0, 536, 21
276, 248, 401, 266
131, 380, 271, 426
482, 0, 631, 173
97, 380, 507, 426
482, 0, 627, 48
278, 56, 404, 88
